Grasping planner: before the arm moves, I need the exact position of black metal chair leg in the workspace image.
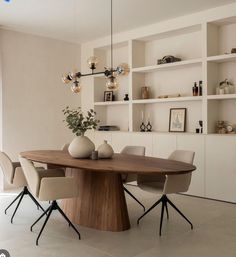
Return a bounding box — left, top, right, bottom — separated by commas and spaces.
137, 197, 163, 224
57, 204, 81, 239
10, 191, 25, 224
159, 201, 165, 236
165, 201, 169, 220
27, 190, 45, 212
36, 207, 53, 246
5, 191, 23, 214
166, 198, 193, 229
31, 206, 51, 231
123, 186, 145, 212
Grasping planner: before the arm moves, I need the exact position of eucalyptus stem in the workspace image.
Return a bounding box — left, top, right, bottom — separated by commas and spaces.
62, 106, 99, 136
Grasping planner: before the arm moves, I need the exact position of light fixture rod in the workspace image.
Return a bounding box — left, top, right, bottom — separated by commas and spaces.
110, 0, 113, 71
80, 71, 107, 77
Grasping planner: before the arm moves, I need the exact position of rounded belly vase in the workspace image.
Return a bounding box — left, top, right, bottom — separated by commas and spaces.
68, 135, 95, 158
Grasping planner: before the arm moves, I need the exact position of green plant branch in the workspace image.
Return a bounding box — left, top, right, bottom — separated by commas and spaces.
63, 106, 100, 136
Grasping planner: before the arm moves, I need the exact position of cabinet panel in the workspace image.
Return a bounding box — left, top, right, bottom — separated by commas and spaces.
93, 131, 113, 149
130, 133, 153, 156
152, 134, 176, 158
206, 135, 236, 202
177, 135, 205, 197
111, 132, 132, 153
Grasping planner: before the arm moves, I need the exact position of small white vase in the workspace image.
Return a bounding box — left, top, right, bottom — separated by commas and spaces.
68, 135, 95, 159
98, 140, 114, 159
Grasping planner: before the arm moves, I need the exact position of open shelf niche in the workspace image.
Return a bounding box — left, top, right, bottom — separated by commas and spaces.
131, 24, 203, 133
132, 101, 202, 133
93, 41, 131, 131
206, 17, 236, 134
91, 15, 236, 135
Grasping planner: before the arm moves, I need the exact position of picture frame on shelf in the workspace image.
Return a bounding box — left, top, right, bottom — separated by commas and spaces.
169, 108, 186, 132
104, 91, 113, 102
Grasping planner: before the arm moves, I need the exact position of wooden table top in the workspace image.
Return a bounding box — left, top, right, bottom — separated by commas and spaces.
20, 150, 196, 175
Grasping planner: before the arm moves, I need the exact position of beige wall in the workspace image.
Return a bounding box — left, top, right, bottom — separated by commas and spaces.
0, 29, 81, 189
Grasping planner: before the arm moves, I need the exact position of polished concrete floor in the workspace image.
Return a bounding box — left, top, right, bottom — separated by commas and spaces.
0, 186, 236, 257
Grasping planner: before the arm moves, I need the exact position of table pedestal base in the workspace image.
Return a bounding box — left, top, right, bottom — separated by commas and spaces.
62, 168, 130, 232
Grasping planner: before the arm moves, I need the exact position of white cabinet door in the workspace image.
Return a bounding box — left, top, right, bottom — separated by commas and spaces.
177, 135, 205, 197
152, 133, 176, 158
111, 132, 131, 153
93, 131, 113, 149
130, 133, 153, 157
206, 135, 236, 203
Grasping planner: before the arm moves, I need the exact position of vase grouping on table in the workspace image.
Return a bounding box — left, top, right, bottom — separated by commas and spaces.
68, 136, 114, 159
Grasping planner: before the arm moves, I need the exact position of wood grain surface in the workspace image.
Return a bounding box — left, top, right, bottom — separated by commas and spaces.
20, 150, 195, 231
20, 150, 196, 175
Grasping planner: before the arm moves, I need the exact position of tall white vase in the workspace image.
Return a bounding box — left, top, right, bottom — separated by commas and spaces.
68, 135, 95, 159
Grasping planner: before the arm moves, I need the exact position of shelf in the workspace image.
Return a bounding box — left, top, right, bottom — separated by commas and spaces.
207, 53, 236, 63
132, 58, 202, 73
207, 133, 236, 136
94, 101, 130, 106
132, 96, 203, 104
131, 131, 202, 135
207, 94, 236, 100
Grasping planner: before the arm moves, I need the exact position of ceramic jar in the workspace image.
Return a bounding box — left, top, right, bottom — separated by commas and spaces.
97, 140, 114, 159
141, 86, 149, 99
68, 135, 95, 158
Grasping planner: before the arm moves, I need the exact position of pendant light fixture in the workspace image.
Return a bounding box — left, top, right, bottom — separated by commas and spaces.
62, 0, 129, 94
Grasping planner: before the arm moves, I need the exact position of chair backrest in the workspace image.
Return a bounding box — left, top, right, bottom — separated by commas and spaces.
168, 150, 195, 164
0, 151, 14, 184
61, 143, 69, 152
163, 150, 195, 194
19, 157, 41, 197
121, 146, 145, 156
121, 146, 145, 183
137, 150, 195, 194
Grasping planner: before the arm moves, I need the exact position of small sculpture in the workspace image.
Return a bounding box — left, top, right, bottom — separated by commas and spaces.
124, 94, 129, 101
231, 48, 236, 54
146, 121, 152, 132
140, 122, 146, 132
157, 55, 181, 65
216, 79, 234, 95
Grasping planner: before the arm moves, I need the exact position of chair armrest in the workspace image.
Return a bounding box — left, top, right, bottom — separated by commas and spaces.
12, 162, 21, 169
38, 177, 78, 201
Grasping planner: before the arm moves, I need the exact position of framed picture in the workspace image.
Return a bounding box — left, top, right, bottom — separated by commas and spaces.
169, 108, 186, 132
104, 91, 113, 102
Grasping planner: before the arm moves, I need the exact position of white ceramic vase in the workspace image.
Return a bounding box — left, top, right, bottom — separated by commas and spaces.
68, 135, 95, 159
98, 140, 114, 159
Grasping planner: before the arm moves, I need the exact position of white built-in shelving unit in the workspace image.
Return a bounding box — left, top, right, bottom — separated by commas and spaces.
92, 16, 236, 135
81, 6, 236, 202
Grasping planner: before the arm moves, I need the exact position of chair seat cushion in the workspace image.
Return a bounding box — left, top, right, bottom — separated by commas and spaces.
138, 181, 164, 194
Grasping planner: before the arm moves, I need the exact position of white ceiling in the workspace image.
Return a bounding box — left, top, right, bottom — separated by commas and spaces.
0, 0, 236, 43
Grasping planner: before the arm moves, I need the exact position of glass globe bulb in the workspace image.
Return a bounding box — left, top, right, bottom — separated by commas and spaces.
71, 84, 81, 94
87, 56, 99, 70
106, 76, 119, 91
62, 74, 71, 84
116, 63, 130, 76
68, 70, 78, 80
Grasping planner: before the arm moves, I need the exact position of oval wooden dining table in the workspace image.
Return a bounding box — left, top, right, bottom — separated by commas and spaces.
20, 150, 196, 232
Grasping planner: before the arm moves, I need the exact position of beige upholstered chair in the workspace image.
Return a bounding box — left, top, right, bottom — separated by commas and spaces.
137, 150, 195, 236
46, 143, 69, 171
19, 157, 80, 245
0, 151, 46, 223
121, 146, 146, 211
